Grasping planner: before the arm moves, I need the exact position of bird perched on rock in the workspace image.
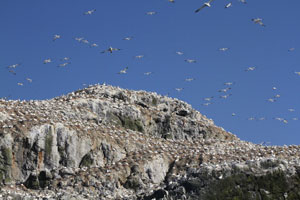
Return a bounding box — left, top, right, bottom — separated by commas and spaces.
252, 18, 266, 27
118, 67, 128, 74
101, 47, 121, 54
195, 0, 214, 13
84, 9, 96, 15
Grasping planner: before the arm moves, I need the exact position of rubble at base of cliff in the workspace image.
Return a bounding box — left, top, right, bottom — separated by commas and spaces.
0, 84, 299, 200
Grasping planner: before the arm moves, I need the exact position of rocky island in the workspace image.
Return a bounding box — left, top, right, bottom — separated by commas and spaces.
0, 84, 299, 199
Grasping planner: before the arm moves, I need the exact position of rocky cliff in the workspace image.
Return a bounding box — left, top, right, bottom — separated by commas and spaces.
0, 84, 299, 200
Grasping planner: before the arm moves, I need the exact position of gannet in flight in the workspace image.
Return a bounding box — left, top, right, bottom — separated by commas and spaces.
176, 51, 184, 55
288, 48, 295, 52
26, 78, 32, 83
204, 97, 213, 101
202, 102, 212, 106
58, 62, 70, 67
295, 72, 300, 76
118, 67, 128, 74
219, 47, 229, 51
220, 94, 232, 99
135, 55, 144, 59
144, 72, 152, 75
90, 43, 98, 47
245, 66, 256, 71
267, 98, 276, 103
17, 83, 23, 86
185, 78, 195, 82
224, 82, 234, 86
168, 0, 175, 3
8, 70, 16, 75
101, 47, 121, 53
274, 94, 280, 98
123, 36, 133, 41
272, 87, 277, 90
7, 63, 20, 69
239, 0, 247, 4
84, 9, 96, 15
185, 59, 196, 63
43, 58, 52, 64
218, 87, 231, 93
146, 11, 157, 15
195, 0, 214, 13
288, 108, 295, 112
175, 88, 183, 92
74, 37, 84, 42
53, 34, 61, 41
252, 18, 266, 27
61, 57, 70, 61
225, 2, 232, 8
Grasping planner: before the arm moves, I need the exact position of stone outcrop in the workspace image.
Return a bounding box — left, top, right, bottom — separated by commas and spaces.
0, 84, 299, 199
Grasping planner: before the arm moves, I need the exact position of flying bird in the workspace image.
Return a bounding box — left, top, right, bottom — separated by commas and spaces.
288, 48, 295, 52
239, 0, 247, 4
202, 102, 212, 106
43, 58, 52, 64
84, 9, 96, 15
219, 47, 229, 51
245, 66, 256, 71
168, 0, 175, 3
204, 97, 214, 101
26, 78, 32, 83
61, 57, 70, 61
175, 88, 183, 92
146, 11, 157, 15
90, 43, 98, 48
295, 72, 300, 76
17, 83, 23, 86
252, 18, 266, 27
7, 63, 21, 69
195, 0, 214, 13
176, 51, 184, 55
225, 2, 232, 8
185, 78, 195, 82
135, 55, 144, 59
218, 87, 231, 93
123, 36, 133, 41
58, 62, 71, 67
74, 37, 84, 42
224, 82, 234, 86
8, 70, 16, 75
185, 59, 196, 63
118, 67, 128, 74
144, 72, 152, 75
101, 47, 121, 53
53, 34, 61, 41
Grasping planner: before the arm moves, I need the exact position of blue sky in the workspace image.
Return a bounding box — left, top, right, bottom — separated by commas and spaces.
1, 0, 299, 145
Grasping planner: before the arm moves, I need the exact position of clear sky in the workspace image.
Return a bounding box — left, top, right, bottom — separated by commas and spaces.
1, 0, 300, 145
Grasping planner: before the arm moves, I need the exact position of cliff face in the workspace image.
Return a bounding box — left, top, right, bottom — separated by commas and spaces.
0, 84, 299, 200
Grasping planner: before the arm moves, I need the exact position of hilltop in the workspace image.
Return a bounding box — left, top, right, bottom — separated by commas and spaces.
0, 84, 299, 199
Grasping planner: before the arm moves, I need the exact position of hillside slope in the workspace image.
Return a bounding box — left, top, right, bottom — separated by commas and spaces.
0, 84, 299, 199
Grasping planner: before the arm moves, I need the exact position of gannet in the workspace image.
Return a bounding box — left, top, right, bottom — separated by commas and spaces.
195, 0, 214, 13
225, 2, 232, 8
252, 18, 266, 27
53, 34, 61, 41
185, 59, 196, 63
43, 58, 52, 64
118, 67, 128, 74
101, 47, 121, 53
84, 9, 96, 15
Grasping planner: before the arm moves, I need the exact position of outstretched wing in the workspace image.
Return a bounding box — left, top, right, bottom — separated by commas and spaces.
195, 4, 206, 13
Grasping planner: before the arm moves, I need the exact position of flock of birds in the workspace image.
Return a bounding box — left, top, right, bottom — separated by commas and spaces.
1, 1, 299, 133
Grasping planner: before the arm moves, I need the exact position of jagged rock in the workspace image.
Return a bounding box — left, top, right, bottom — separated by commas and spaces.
0, 84, 299, 199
